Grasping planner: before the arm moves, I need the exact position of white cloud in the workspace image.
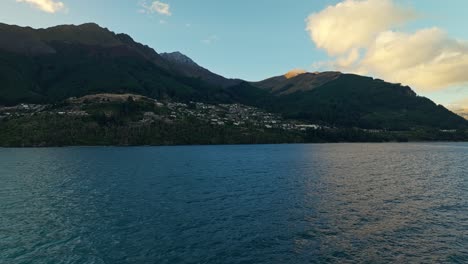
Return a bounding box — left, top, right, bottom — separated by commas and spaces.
140, 1, 171, 16
16, 0, 65, 13
306, 0, 415, 56
361, 28, 468, 90
306, 0, 468, 91
202, 35, 219, 45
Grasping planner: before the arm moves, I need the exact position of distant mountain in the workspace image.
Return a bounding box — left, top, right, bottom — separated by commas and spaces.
161, 51, 198, 67
160, 51, 242, 88
0, 22, 466, 131
0, 23, 231, 105
235, 72, 467, 130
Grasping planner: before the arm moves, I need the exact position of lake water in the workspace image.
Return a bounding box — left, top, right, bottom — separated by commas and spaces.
0, 143, 467, 263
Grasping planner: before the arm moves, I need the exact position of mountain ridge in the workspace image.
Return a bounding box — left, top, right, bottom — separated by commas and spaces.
160, 51, 242, 88
253, 71, 342, 95
0, 22, 234, 105
0, 22, 466, 131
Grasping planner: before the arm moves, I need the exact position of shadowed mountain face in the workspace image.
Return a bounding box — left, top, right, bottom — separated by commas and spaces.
0, 23, 235, 105
0, 23, 56, 55
226, 73, 467, 130
0, 22, 466, 130
160, 52, 242, 88
250, 73, 466, 130
0, 23, 127, 55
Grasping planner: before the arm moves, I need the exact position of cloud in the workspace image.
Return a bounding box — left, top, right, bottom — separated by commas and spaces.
201, 35, 219, 45
306, 0, 468, 91
448, 97, 468, 118
16, 0, 65, 13
306, 0, 415, 56
140, 1, 171, 16
450, 98, 468, 110
361, 28, 468, 90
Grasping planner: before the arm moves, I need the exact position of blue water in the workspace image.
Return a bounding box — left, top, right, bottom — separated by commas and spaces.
0, 143, 467, 263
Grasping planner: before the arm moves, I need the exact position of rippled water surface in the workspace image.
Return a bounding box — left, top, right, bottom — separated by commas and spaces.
1, 143, 467, 263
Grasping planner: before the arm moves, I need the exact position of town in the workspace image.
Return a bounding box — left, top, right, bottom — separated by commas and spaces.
0, 94, 323, 132
164, 101, 322, 131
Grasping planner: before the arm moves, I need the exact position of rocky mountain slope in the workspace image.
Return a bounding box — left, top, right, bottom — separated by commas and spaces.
160, 51, 242, 88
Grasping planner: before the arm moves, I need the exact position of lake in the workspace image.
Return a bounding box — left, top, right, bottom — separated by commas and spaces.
0, 143, 467, 263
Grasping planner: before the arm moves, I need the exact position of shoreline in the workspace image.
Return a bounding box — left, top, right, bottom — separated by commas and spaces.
2, 140, 467, 149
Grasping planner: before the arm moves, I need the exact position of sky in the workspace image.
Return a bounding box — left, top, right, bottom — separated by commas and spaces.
1, 0, 467, 112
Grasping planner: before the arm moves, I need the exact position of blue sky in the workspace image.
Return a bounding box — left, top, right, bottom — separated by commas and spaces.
1, 0, 467, 109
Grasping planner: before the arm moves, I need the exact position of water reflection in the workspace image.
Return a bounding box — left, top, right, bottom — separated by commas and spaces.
295, 144, 468, 263
0, 144, 467, 263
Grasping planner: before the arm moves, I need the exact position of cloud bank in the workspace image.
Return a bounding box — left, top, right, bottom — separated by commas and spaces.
449, 97, 468, 118
16, 0, 65, 13
140, 1, 171, 16
307, 0, 468, 91
306, 0, 414, 56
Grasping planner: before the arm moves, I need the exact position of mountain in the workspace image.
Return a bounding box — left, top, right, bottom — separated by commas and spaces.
160, 51, 242, 88
253, 71, 341, 95
244, 72, 467, 130
0, 22, 466, 133
0, 23, 232, 105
